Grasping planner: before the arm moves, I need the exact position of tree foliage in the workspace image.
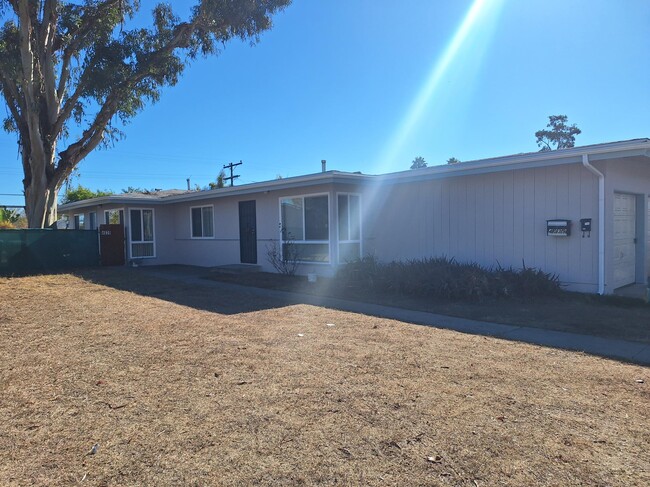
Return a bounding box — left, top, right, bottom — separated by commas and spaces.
61, 184, 113, 203
121, 186, 158, 194
208, 169, 225, 189
0, 207, 20, 223
410, 156, 427, 169
0, 207, 27, 228
0, 0, 291, 227
447, 157, 460, 165
535, 115, 581, 151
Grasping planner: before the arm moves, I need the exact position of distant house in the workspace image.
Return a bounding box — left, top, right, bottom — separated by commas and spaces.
59, 139, 650, 295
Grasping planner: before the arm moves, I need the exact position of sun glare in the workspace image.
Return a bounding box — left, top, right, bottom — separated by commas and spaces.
377, 0, 505, 172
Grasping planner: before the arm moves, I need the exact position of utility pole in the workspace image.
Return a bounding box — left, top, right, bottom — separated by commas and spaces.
223, 160, 242, 187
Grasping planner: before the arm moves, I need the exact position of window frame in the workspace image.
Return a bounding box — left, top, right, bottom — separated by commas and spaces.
128, 208, 156, 259
189, 204, 215, 239
73, 213, 85, 230
336, 192, 362, 264
88, 211, 97, 231
104, 208, 124, 225
278, 192, 331, 264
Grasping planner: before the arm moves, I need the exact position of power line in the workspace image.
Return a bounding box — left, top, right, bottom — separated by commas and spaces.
223, 161, 242, 187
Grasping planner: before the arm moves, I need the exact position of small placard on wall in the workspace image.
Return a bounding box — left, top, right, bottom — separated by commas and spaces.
547, 219, 571, 237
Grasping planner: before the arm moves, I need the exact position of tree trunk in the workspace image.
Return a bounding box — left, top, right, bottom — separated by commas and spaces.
24, 182, 55, 229
24, 153, 61, 228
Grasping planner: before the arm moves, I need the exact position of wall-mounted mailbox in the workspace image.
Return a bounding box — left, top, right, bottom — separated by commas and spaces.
580, 218, 592, 232
547, 219, 571, 237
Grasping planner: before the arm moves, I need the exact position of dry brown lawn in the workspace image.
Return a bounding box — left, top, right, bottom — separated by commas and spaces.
206, 271, 650, 344
0, 270, 649, 486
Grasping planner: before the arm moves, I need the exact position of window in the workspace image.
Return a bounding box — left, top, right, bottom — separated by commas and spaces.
338, 194, 361, 262
104, 209, 124, 225
88, 212, 97, 231
130, 209, 155, 258
191, 206, 214, 238
280, 194, 329, 262
74, 214, 85, 230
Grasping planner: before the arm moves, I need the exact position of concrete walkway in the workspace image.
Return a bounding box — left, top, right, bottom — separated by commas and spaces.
138, 266, 650, 366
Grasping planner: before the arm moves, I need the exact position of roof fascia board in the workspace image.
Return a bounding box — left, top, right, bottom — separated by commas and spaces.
59, 172, 372, 211
165, 172, 371, 204
378, 140, 650, 184
376, 157, 584, 185
59, 196, 166, 211
584, 148, 650, 162
59, 139, 650, 211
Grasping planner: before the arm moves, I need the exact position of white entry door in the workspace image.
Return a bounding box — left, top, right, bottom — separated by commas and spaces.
612, 193, 636, 288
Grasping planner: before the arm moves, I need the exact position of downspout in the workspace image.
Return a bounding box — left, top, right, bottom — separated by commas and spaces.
582, 154, 605, 295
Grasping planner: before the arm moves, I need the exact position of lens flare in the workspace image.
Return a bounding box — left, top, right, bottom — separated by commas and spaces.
355, 0, 504, 261
378, 0, 505, 171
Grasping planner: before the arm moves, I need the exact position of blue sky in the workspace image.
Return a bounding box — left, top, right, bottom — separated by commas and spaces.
1, 0, 649, 206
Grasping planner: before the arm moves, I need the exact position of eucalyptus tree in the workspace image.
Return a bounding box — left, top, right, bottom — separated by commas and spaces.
0, 0, 290, 227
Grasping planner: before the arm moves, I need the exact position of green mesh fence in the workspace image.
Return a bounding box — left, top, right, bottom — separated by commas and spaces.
0, 229, 100, 275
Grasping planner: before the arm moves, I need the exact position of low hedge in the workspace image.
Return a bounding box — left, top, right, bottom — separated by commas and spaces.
337, 256, 561, 301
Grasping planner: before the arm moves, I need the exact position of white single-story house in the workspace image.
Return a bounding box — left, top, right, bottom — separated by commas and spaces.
59, 138, 650, 295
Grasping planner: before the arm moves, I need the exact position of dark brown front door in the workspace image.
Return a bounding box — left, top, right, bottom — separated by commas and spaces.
239, 200, 257, 264
99, 224, 125, 266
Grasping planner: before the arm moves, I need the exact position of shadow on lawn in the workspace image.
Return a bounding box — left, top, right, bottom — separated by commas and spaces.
73, 266, 296, 316
71, 265, 650, 352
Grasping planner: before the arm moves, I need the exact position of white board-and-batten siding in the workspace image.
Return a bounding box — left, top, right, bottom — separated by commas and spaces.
365, 163, 599, 293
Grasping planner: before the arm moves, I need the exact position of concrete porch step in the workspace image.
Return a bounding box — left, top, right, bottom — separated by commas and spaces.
210, 264, 263, 275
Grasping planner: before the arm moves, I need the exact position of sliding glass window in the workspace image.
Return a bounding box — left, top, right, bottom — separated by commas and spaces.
130, 208, 155, 258
191, 206, 214, 238
338, 194, 361, 263
280, 194, 329, 263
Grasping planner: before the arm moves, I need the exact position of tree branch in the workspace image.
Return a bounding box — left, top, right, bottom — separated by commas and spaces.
16, 1, 35, 103
0, 72, 30, 184
54, 21, 198, 180
16, 0, 51, 185
54, 0, 288, 193
0, 70, 26, 116
39, 0, 59, 126
5, 0, 19, 16
54, 1, 127, 141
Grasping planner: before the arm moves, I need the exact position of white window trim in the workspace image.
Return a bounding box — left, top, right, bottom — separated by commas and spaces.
336, 192, 363, 264
104, 208, 125, 225
189, 204, 215, 239
278, 192, 331, 264
128, 208, 156, 259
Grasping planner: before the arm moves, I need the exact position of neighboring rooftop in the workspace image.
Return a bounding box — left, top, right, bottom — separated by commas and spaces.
118, 189, 194, 199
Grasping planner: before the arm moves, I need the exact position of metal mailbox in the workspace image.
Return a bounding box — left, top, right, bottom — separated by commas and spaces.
547, 219, 571, 237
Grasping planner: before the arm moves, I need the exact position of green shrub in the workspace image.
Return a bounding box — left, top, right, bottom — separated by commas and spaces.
337, 256, 561, 301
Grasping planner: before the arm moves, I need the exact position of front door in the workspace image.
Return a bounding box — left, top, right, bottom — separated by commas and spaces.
99, 224, 125, 266
613, 193, 636, 288
239, 200, 257, 264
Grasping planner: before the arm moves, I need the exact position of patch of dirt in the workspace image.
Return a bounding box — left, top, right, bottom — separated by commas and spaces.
1, 270, 649, 486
